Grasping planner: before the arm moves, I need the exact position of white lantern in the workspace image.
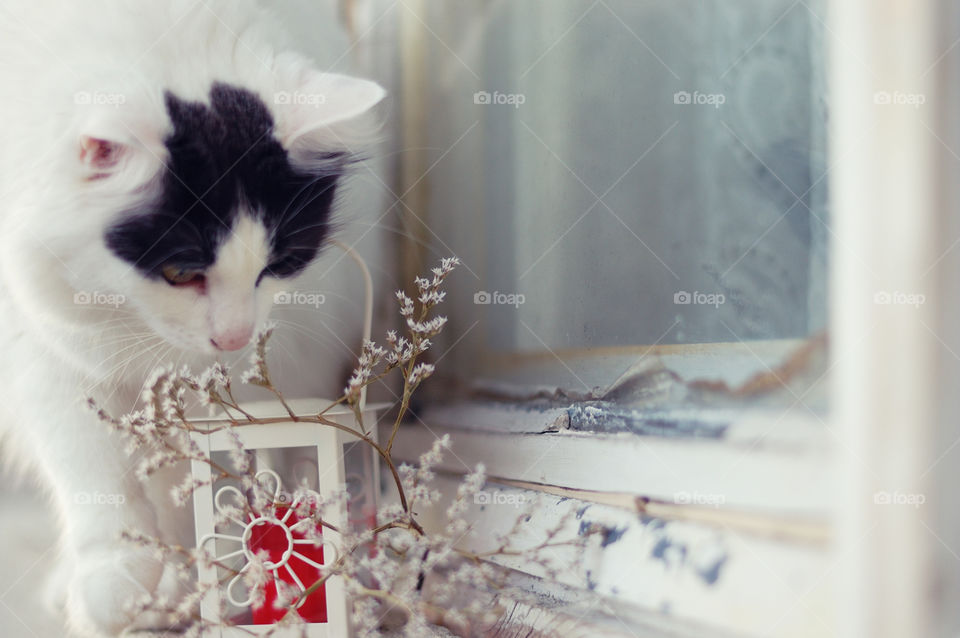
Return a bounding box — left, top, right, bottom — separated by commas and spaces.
189, 400, 382, 636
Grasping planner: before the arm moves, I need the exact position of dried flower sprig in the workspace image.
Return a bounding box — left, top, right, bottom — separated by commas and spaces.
90, 256, 601, 637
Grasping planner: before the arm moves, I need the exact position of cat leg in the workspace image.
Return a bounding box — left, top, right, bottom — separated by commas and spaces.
129, 460, 197, 631
41, 544, 72, 616
29, 409, 165, 637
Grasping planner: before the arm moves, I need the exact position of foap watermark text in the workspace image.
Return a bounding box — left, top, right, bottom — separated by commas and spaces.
874, 290, 925, 308
873, 91, 925, 108
74, 90, 126, 107
674, 290, 725, 307
74, 491, 126, 507
274, 91, 327, 107
673, 491, 725, 508
474, 291, 525, 307
674, 90, 725, 108
474, 491, 528, 508
474, 91, 525, 108
874, 490, 925, 507
74, 291, 125, 307
274, 291, 326, 308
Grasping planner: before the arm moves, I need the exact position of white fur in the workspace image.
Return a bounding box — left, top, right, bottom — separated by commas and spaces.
0, 2, 385, 636
205, 216, 271, 350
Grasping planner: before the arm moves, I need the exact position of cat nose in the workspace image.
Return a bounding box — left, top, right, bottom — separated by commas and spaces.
210, 325, 254, 351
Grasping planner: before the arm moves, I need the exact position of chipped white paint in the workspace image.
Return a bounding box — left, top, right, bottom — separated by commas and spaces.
408, 474, 832, 638
398, 406, 833, 515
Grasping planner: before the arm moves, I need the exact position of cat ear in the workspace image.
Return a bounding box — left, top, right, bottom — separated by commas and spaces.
79, 136, 128, 178
76, 122, 165, 187
275, 71, 386, 168
76, 93, 168, 183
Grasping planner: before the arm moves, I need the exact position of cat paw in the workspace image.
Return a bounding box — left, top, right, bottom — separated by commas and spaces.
65, 546, 164, 637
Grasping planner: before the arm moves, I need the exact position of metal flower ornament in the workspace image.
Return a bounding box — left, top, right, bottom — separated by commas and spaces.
202, 470, 332, 621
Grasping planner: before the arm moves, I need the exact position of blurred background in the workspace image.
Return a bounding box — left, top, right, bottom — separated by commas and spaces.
3, 1, 960, 637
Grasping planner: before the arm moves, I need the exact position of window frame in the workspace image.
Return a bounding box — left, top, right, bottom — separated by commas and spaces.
371, 0, 960, 636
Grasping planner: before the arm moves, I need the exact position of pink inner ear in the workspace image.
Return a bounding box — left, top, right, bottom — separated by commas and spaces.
79, 136, 124, 174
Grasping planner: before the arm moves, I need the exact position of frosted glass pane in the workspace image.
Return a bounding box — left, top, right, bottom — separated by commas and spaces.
405, 0, 828, 357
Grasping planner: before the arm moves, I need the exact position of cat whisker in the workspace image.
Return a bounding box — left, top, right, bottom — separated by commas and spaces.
100, 339, 172, 406
74, 334, 160, 356
275, 176, 338, 229
83, 335, 168, 396
271, 319, 355, 356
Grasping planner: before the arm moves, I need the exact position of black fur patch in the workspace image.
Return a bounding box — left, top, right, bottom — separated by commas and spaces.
105, 83, 341, 282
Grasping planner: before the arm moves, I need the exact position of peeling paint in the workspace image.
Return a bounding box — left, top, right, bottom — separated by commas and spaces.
651, 536, 688, 567
645, 517, 667, 531
567, 402, 730, 437
577, 520, 592, 537
641, 520, 730, 588
692, 543, 729, 586
697, 554, 727, 585
585, 570, 597, 592
600, 526, 627, 548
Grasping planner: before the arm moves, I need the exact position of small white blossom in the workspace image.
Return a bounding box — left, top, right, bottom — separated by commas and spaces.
241, 323, 276, 386
406, 315, 447, 337
241, 550, 271, 610
418, 289, 446, 306
396, 290, 415, 317
273, 580, 300, 611
446, 463, 486, 525
406, 362, 435, 387
226, 429, 250, 474
171, 476, 206, 507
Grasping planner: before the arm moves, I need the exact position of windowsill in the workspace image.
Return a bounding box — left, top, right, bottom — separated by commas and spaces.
387, 434, 833, 638
393, 400, 832, 516
387, 337, 833, 637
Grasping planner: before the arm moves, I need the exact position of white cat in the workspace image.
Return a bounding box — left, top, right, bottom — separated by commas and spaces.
0, 1, 385, 635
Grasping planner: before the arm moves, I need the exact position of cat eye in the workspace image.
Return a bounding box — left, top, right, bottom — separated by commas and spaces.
161, 265, 205, 286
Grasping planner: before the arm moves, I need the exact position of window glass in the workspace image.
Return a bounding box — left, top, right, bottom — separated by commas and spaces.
401, 1, 828, 368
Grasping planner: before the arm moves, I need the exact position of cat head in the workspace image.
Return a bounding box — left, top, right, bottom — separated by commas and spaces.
22, 64, 385, 356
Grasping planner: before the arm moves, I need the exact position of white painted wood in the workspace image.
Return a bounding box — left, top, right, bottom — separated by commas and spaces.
423, 401, 570, 434
394, 398, 833, 636
189, 433, 220, 627
492, 478, 827, 544
830, 2, 945, 638
450, 570, 749, 638
424, 399, 830, 451
413, 475, 830, 638
316, 435, 351, 637
393, 409, 832, 516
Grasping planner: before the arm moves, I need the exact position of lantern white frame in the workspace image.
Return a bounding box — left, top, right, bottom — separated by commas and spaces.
190, 400, 383, 637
